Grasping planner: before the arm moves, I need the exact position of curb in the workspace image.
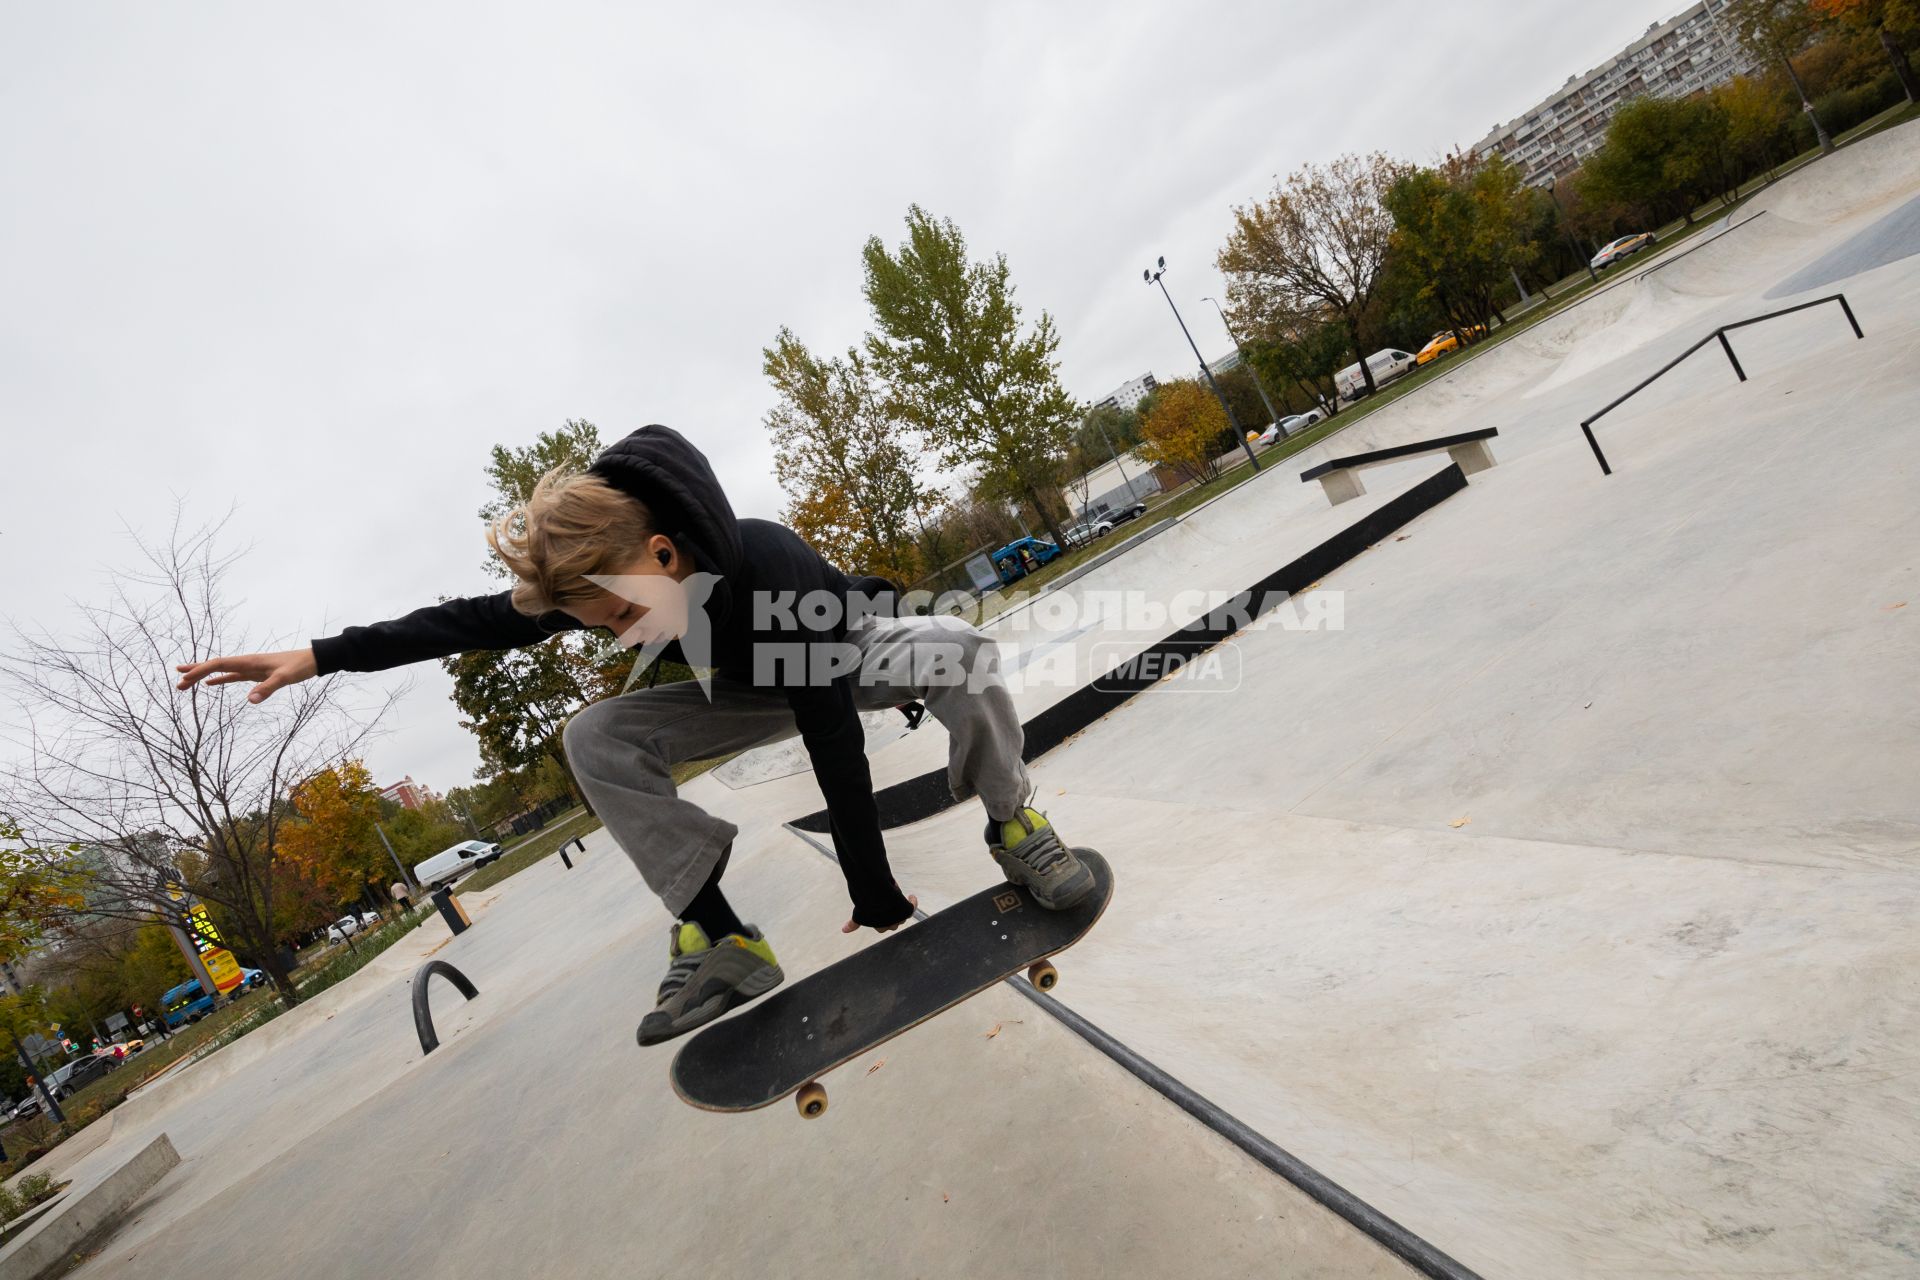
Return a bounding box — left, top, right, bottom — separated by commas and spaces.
0, 1133, 180, 1280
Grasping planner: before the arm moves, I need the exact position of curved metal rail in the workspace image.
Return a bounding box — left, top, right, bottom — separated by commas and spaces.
411, 960, 479, 1055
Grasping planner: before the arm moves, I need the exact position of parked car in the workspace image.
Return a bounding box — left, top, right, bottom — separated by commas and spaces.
29, 1053, 116, 1104
1334, 349, 1417, 401
229, 967, 268, 995
989, 536, 1064, 584
1106, 500, 1149, 526
1257, 409, 1329, 446
1591, 232, 1655, 269
1063, 517, 1114, 547
325, 911, 383, 943
1415, 324, 1488, 365
411, 840, 503, 890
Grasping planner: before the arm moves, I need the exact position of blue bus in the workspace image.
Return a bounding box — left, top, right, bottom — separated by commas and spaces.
162, 980, 217, 1028
990, 537, 1063, 584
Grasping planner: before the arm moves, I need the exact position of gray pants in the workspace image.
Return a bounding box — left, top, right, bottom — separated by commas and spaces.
563, 614, 1030, 916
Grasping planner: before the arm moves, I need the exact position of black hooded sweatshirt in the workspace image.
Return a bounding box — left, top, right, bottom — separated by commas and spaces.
309, 425, 914, 928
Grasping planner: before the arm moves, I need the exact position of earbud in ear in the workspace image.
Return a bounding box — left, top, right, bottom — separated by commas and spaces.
657, 549, 671, 568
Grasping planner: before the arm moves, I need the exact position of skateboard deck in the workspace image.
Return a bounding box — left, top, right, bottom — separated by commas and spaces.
670, 849, 1113, 1117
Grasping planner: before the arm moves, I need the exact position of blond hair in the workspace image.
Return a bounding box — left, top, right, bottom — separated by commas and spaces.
488, 468, 656, 615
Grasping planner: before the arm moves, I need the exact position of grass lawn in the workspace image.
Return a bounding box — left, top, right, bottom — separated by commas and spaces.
453, 807, 602, 895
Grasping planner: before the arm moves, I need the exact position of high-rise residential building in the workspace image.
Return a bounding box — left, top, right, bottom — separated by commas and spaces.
1473, 1, 1755, 186
1092, 373, 1158, 413
380, 775, 436, 810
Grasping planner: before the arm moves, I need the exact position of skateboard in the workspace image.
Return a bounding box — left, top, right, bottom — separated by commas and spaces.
669, 849, 1113, 1119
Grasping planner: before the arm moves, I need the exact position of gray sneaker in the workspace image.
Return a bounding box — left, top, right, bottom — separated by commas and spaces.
987, 809, 1095, 910
636, 922, 784, 1047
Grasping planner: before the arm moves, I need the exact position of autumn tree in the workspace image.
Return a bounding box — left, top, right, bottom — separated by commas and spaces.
278, 761, 386, 905
1218, 153, 1404, 395
1138, 381, 1229, 486
1726, 0, 1839, 152
862, 206, 1079, 549
1, 515, 386, 1006
762, 328, 928, 582
1713, 75, 1798, 183
1813, 0, 1920, 99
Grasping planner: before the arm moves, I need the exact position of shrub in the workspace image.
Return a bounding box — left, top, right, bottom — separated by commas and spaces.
1796, 72, 1904, 145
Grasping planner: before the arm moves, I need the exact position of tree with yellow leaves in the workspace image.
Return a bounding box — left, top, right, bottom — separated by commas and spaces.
1138, 381, 1229, 488
278, 761, 386, 907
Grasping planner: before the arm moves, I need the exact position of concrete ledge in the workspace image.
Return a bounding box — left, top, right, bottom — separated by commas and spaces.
0, 1133, 180, 1280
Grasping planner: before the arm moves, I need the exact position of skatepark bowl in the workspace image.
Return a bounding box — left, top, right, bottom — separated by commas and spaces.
16, 120, 1920, 1280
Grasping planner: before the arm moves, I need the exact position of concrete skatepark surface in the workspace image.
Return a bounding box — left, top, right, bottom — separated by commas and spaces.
46, 121, 1920, 1278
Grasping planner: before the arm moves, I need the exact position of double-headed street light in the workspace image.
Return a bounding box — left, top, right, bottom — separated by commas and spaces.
1144, 257, 1260, 472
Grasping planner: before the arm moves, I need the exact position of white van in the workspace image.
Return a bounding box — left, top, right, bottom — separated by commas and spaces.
412, 839, 503, 888
1335, 349, 1417, 402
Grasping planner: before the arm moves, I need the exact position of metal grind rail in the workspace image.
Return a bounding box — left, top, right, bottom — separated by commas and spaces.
1579, 293, 1864, 475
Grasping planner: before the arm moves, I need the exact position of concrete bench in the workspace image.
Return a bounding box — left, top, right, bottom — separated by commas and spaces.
1299, 428, 1499, 506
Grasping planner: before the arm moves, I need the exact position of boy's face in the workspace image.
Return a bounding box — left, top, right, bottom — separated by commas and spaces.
562, 537, 692, 649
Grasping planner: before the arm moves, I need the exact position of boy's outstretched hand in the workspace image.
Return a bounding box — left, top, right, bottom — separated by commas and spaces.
842, 891, 917, 935
175, 648, 319, 703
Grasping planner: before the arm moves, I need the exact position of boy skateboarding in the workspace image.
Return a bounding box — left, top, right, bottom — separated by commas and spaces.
175, 425, 1093, 1046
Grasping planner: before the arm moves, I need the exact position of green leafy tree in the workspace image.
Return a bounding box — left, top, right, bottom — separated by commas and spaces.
1218, 153, 1404, 395
1081, 403, 1143, 455
1713, 75, 1799, 184
120, 924, 192, 1018
1210, 366, 1273, 440
862, 206, 1079, 549
376, 804, 469, 868
1245, 316, 1349, 419
0, 987, 64, 1112
762, 329, 929, 582
1727, 0, 1839, 152
1386, 152, 1539, 341
0, 821, 90, 966
449, 420, 639, 801
1577, 96, 1732, 228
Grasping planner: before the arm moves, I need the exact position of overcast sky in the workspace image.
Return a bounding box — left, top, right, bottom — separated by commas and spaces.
2, 0, 1684, 795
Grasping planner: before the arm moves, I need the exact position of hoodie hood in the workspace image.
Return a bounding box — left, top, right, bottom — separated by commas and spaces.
588, 425, 744, 581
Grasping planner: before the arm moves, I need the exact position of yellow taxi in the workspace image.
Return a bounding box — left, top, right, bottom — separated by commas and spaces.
1415, 324, 1486, 366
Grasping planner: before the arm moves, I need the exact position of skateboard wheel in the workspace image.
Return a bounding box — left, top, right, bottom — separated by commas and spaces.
796, 1081, 828, 1119
1028, 961, 1059, 992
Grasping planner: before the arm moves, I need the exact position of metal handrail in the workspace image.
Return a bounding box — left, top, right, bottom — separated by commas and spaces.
1579, 293, 1863, 475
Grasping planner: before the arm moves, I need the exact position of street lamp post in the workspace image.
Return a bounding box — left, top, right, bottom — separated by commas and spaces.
1201, 295, 1286, 436
1086, 410, 1140, 503
1144, 258, 1260, 473
1544, 175, 1599, 285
